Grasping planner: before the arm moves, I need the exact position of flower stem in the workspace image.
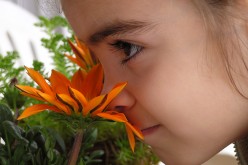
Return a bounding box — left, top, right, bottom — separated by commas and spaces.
4, 129, 11, 158
13, 97, 18, 125
68, 129, 84, 165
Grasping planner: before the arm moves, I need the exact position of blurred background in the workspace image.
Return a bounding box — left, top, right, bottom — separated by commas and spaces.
0, 0, 57, 71
0, 0, 238, 164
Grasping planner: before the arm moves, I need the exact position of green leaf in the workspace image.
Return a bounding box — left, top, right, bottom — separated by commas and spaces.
0, 104, 13, 123
89, 150, 104, 159
22, 153, 33, 162
2, 121, 28, 144
3, 86, 26, 109
47, 148, 54, 161
29, 141, 38, 152
35, 149, 46, 165
47, 148, 61, 164
34, 132, 46, 152
44, 131, 57, 152
35, 16, 71, 33
47, 128, 66, 153
0, 157, 8, 165
78, 158, 86, 165
82, 128, 98, 151
0, 145, 7, 157
12, 144, 26, 163
0, 104, 14, 141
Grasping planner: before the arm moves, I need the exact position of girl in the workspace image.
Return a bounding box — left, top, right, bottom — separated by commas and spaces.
60, 0, 248, 164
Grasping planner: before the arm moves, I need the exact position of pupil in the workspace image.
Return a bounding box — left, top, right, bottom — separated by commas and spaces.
121, 42, 131, 56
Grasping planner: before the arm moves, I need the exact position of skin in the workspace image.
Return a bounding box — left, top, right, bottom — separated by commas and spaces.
61, 0, 248, 164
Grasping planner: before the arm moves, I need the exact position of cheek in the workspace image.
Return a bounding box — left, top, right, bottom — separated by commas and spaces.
129, 56, 238, 138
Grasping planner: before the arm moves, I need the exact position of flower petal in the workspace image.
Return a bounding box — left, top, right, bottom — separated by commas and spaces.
56, 94, 79, 113
50, 70, 70, 94
71, 69, 87, 92
75, 37, 95, 66
83, 95, 106, 116
68, 87, 88, 108
24, 66, 52, 95
96, 111, 142, 152
80, 64, 104, 100
125, 122, 144, 140
125, 124, 135, 152
17, 104, 60, 120
16, 85, 45, 101
96, 112, 127, 122
68, 40, 89, 68
15, 85, 42, 97
20, 92, 45, 102
92, 82, 127, 116
37, 92, 71, 115
65, 53, 87, 69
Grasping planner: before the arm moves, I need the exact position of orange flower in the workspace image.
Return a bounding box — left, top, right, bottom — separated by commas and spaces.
97, 111, 144, 152
16, 64, 104, 118
16, 65, 143, 151
16, 66, 71, 116
65, 37, 97, 72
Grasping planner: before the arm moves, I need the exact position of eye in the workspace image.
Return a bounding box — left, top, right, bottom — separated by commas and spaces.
110, 40, 143, 64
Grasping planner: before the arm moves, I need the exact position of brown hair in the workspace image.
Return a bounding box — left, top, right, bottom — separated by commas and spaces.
193, 0, 248, 98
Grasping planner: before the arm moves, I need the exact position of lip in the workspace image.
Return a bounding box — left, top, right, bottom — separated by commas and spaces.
141, 124, 161, 136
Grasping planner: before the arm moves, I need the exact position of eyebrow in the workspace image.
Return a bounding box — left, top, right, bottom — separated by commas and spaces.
87, 20, 154, 44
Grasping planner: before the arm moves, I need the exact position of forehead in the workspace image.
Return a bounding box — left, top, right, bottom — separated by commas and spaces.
62, 0, 167, 38
61, 0, 199, 42
61, 0, 168, 21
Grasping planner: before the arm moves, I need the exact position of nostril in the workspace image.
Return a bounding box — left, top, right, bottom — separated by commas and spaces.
114, 106, 126, 113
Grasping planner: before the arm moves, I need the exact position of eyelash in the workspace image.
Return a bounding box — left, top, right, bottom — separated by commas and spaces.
109, 40, 143, 64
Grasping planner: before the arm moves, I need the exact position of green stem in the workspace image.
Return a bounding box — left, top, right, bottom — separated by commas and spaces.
68, 129, 84, 165
4, 129, 11, 158
13, 97, 18, 124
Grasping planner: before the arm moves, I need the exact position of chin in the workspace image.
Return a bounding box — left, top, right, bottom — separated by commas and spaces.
153, 147, 218, 165
158, 156, 209, 165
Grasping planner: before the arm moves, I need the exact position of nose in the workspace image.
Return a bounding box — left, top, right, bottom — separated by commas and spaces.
102, 79, 135, 112
107, 89, 136, 112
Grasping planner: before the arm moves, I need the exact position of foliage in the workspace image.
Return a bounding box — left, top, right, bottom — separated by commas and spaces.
0, 51, 24, 87
35, 16, 76, 77
0, 103, 66, 165
0, 16, 159, 165
0, 52, 45, 110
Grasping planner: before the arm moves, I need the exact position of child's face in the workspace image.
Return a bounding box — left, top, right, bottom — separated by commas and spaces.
62, 0, 248, 164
